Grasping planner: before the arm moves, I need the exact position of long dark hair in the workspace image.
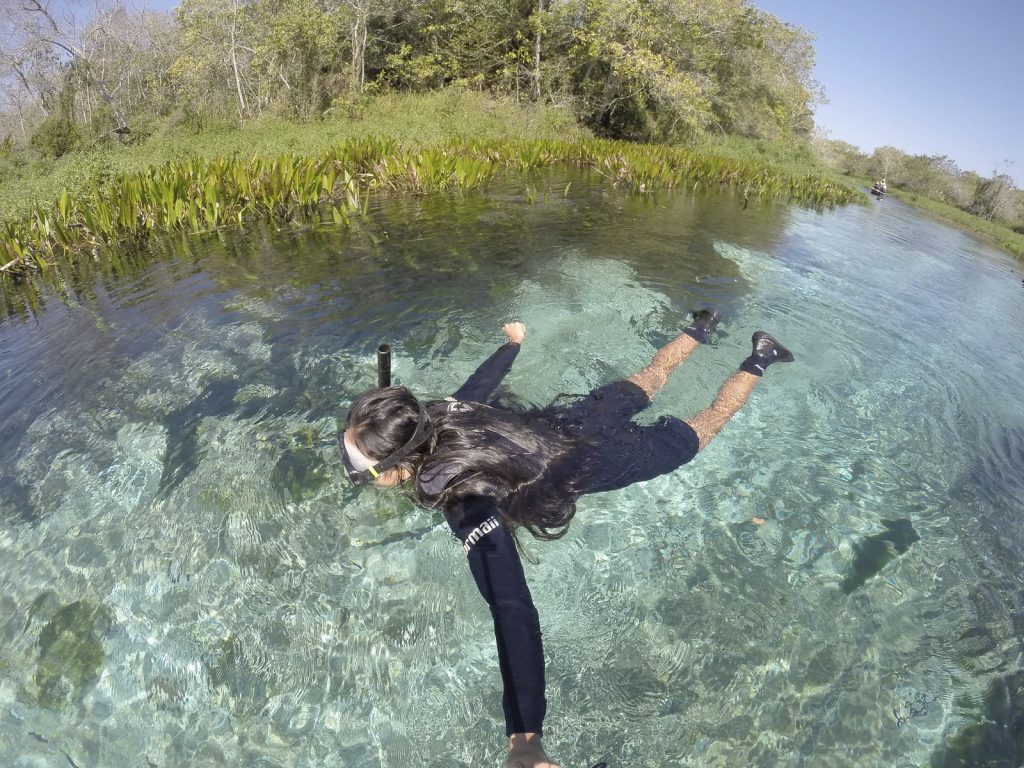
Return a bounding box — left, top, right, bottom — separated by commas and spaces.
346, 386, 583, 540
346, 386, 432, 478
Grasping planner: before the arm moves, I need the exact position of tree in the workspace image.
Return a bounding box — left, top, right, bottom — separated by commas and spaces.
550, 0, 715, 141
870, 145, 904, 181
171, 0, 258, 117
0, 38, 58, 141
343, 0, 371, 93
812, 131, 868, 177
946, 166, 979, 209
78, 5, 177, 128
972, 161, 1018, 222
376, 0, 534, 95
708, 4, 820, 140
30, 72, 81, 157
530, 0, 544, 100
0, 0, 851, 150
537, 0, 819, 142
3, 0, 129, 132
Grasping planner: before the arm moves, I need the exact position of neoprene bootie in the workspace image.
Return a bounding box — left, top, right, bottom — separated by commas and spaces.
683, 308, 722, 344
740, 331, 795, 376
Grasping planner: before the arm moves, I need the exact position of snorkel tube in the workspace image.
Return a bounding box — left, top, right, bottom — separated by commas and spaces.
377, 343, 392, 388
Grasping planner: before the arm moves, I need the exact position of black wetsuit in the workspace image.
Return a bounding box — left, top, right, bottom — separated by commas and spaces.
425, 342, 700, 736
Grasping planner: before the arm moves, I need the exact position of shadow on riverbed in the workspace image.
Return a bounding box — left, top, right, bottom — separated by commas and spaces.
840, 518, 920, 594
156, 337, 342, 500
157, 378, 242, 497
0, 476, 38, 524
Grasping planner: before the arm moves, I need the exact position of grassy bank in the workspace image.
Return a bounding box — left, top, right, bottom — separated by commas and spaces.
0, 91, 587, 226
698, 134, 853, 187
1, 91, 862, 285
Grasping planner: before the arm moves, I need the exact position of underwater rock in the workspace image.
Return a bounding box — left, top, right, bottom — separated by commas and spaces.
271, 447, 330, 501
35, 599, 112, 709
840, 518, 920, 594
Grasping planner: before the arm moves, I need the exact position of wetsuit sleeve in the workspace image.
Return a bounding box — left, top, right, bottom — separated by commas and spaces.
447, 495, 546, 736
450, 342, 520, 403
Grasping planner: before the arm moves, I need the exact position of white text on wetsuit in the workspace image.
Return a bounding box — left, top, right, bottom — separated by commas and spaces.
463, 516, 500, 555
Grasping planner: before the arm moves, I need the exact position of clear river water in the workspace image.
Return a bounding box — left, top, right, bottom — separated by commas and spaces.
1, 171, 1022, 767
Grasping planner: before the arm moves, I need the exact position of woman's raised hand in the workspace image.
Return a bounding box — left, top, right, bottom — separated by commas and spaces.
503, 322, 527, 345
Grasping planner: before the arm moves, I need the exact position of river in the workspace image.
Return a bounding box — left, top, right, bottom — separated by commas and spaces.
1, 172, 1022, 766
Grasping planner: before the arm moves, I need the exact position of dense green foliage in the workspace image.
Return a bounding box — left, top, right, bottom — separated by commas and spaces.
28, 83, 82, 159
2, 0, 1019, 264
2, 0, 819, 148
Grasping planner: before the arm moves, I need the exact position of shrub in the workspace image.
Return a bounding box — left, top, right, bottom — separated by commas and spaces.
30, 114, 82, 158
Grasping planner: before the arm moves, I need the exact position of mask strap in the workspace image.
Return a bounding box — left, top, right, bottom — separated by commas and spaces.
366, 401, 433, 475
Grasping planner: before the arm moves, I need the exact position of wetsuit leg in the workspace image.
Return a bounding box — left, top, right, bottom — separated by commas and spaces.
579, 416, 701, 494
556, 379, 653, 429
553, 380, 701, 495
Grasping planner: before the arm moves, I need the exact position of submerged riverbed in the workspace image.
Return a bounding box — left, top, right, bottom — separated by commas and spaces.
1, 172, 1022, 767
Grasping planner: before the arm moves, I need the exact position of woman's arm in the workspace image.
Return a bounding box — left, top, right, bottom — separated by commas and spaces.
450, 323, 527, 403
447, 494, 549, 739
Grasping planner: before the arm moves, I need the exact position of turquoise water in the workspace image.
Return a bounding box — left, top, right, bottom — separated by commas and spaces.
1, 174, 1022, 767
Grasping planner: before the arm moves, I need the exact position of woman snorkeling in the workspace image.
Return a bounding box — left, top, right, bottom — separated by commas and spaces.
338, 311, 793, 768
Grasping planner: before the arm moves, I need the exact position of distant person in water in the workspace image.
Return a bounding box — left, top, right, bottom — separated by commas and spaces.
338, 311, 794, 768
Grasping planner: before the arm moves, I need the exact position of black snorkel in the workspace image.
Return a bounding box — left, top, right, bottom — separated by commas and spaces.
377, 343, 391, 388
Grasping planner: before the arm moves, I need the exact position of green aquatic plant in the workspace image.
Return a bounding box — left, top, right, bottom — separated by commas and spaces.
0, 136, 862, 287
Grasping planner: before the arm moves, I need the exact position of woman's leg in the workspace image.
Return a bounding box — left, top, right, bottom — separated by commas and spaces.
684, 331, 795, 451
627, 309, 720, 399
684, 370, 760, 450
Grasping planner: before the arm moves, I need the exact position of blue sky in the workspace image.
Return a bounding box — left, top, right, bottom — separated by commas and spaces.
754, 0, 1023, 186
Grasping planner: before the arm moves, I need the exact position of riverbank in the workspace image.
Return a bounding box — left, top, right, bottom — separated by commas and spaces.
886, 189, 1024, 260
0, 91, 588, 226
846, 176, 1024, 261
0, 91, 862, 285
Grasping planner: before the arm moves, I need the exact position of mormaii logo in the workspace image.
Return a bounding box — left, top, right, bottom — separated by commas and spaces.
464, 516, 501, 555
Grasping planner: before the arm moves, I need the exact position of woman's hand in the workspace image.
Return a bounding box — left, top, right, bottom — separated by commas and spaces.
503, 322, 527, 345
502, 733, 559, 768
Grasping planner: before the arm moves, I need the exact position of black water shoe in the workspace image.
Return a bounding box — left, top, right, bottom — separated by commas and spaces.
740, 331, 795, 376
683, 308, 722, 344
